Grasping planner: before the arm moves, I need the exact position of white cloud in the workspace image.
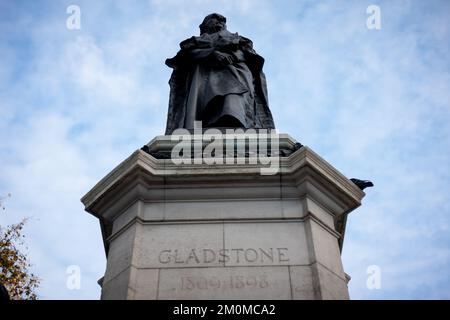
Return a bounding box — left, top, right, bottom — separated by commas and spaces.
1, 0, 449, 299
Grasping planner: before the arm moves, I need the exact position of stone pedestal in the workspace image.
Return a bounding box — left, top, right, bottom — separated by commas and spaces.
81, 134, 364, 300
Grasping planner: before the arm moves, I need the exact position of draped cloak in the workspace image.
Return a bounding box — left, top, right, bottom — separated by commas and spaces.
164, 30, 275, 135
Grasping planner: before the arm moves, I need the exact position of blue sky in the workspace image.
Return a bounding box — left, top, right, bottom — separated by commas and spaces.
0, 0, 449, 299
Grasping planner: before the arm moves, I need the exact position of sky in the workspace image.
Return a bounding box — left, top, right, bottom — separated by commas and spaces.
0, 0, 449, 299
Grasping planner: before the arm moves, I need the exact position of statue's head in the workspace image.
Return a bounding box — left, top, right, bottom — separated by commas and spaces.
199, 13, 227, 35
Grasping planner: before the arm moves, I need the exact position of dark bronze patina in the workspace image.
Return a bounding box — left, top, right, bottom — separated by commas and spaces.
164, 13, 275, 134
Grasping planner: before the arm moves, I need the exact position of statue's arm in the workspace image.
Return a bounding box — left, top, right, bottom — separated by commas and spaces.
166, 38, 213, 68
167, 35, 238, 69
179, 36, 215, 61
239, 36, 265, 71
238, 36, 256, 53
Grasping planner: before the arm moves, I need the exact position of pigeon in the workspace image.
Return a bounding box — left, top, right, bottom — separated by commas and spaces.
350, 178, 374, 191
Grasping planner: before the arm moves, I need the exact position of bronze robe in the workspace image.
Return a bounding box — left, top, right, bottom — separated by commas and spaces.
165, 30, 275, 134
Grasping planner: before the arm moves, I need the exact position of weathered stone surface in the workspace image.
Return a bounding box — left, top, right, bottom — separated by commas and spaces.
289, 266, 317, 300
224, 222, 309, 267
103, 224, 137, 283
81, 135, 365, 299
158, 266, 291, 300
101, 266, 159, 300
306, 219, 346, 279
132, 268, 159, 300
135, 223, 224, 269
101, 267, 132, 300
312, 263, 350, 300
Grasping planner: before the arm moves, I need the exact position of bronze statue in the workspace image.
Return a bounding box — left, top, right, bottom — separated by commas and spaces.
165, 13, 275, 134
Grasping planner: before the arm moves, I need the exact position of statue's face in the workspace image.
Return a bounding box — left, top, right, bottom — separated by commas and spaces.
203, 16, 226, 34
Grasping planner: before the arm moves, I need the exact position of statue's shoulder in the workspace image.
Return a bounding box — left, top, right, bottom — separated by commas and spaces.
238, 34, 253, 47
180, 34, 213, 50
179, 36, 198, 50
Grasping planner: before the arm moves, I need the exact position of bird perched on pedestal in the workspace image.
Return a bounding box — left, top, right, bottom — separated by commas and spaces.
350, 178, 374, 191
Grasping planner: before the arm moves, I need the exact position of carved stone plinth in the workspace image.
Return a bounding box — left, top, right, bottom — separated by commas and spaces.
81, 134, 364, 299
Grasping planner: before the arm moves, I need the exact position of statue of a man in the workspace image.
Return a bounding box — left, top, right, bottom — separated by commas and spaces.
165, 13, 275, 134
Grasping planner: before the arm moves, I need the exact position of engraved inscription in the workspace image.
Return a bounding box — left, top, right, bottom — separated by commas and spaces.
158, 247, 289, 265
158, 266, 292, 299
180, 275, 269, 291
